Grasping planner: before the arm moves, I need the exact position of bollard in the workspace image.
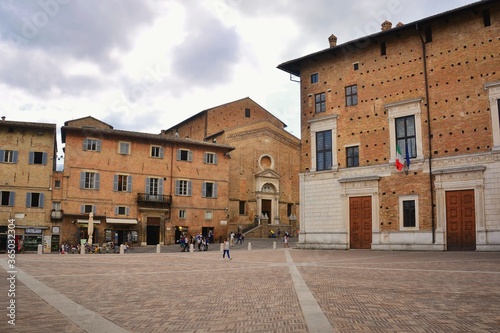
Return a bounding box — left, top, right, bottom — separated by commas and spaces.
119, 244, 124, 254
37, 244, 43, 255
156, 244, 161, 253
248, 242, 251, 251
273, 241, 276, 250
189, 243, 194, 253
80, 244, 85, 255
220, 243, 224, 252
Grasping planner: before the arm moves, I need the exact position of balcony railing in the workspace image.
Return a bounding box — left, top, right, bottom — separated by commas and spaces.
137, 193, 172, 206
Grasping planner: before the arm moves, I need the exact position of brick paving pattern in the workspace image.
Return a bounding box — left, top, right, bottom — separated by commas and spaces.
1, 239, 499, 333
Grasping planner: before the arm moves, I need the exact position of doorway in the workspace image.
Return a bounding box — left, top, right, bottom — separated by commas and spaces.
349, 196, 372, 249
262, 199, 272, 223
147, 217, 161, 245
446, 190, 476, 251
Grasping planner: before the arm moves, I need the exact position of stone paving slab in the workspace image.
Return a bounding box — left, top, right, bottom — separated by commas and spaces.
1, 240, 499, 333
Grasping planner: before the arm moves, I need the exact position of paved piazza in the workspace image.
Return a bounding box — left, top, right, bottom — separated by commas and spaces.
1, 239, 500, 333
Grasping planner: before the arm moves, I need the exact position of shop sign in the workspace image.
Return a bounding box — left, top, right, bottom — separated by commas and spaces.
25, 228, 43, 235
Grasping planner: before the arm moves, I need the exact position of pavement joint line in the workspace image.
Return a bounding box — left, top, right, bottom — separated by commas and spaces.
284, 249, 334, 333
0, 259, 130, 333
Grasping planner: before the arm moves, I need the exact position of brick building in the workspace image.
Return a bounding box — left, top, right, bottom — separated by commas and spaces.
0, 117, 57, 252
56, 116, 233, 247
162, 97, 301, 237
278, 0, 500, 250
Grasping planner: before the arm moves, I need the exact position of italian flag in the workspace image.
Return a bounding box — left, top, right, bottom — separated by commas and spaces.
395, 145, 404, 171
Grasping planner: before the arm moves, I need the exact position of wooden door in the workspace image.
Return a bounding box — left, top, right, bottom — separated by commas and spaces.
350, 196, 372, 249
446, 190, 476, 251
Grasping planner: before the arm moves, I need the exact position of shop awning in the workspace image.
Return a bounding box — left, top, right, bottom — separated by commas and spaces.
77, 219, 101, 224
106, 218, 138, 224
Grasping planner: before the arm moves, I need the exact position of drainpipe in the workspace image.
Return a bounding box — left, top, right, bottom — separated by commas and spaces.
416, 24, 435, 244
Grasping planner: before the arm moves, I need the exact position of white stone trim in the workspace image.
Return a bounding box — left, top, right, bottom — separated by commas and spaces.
398, 194, 419, 231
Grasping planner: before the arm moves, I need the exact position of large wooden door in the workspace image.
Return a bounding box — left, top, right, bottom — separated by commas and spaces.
350, 196, 372, 249
446, 190, 476, 251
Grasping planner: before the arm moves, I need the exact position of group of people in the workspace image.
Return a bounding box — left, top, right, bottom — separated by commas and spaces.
179, 234, 209, 252
60, 242, 80, 254
229, 231, 245, 246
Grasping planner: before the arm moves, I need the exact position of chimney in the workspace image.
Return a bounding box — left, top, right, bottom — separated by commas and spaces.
328, 34, 337, 48
381, 20, 392, 31
1, 116, 5, 121
396, 22, 404, 28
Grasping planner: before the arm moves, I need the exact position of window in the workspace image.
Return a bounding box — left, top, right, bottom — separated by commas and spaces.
119, 142, 130, 155
311, 73, 318, 84
175, 180, 192, 196
245, 108, 251, 118
26, 192, 44, 208
205, 210, 213, 220
315, 93, 326, 113
151, 146, 164, 158
485, 83, 500, 149
380, 41, 387, 55
54, 180, 61, 188
239, 201, 246, 215
345, 85, 358, 106
83, 139, 101, 152
145, 177, 163, 196
177, 149, 192, 161
0, 150, 18, 163
396, 115, 417, 159
202, 182, 218, 198
399, 195, 419, 229
29, 151, 48, 165
81, 204, 95, 214
346, 146, 359, 167
287, 203, 293, 217
204, 152, 218, 164
0, 191, 15, 206
114, 174, 132, 192
179, 210, 186, 219
483, 9, 491, 27
316, 130, 332, 171
52, 202, 61, 211
115, 206, 130, 215
80, 172, 100, 190
353, 63, 359, 71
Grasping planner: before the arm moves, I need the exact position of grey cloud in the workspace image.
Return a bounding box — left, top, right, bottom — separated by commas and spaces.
170, 3, 241, 90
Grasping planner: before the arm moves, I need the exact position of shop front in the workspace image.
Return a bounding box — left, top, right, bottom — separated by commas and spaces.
106, 218, 139, 246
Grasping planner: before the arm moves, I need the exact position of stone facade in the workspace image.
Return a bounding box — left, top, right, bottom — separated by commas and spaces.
278, 0, 500, 250
56, 116, 233, 247
0, 118, 58, 252
162, 97, 301, 236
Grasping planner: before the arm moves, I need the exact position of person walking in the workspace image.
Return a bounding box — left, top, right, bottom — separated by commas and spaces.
284, 235, 289, 248
223, 237, 232, 260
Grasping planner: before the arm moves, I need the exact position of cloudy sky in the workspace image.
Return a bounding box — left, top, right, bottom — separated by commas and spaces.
0, 0, 476, 148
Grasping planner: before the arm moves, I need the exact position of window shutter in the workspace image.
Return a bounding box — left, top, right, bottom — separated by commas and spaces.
9, 192, 15, 206
126, 207, 130, 216
213, 183, 218, 198
39, 193, 45, 208
80, 172, 85, 189
42, 153, 48, 165
213, 153, 218, 165
114, 206, 119, 215
80, 205, 85, 214
187, 181, 192, 196
176, 149, 181, 160
13, 151, 18, 163
145, 178, 151, 194
188, 151, 193, 161
93, 206, 97, 214
83, 139, 88, 151
28, 151, 34, 164
159, 147, 164, 158
159, 178, 164, 195
96, 140, 102, 152
0, 150, 4, 161
113, 175, 118, 191
203, 153, 208, 163
202, 182, 207, 197
26, 193, 32, 208
128, 175, 133, 192
95, 173, 100, 190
